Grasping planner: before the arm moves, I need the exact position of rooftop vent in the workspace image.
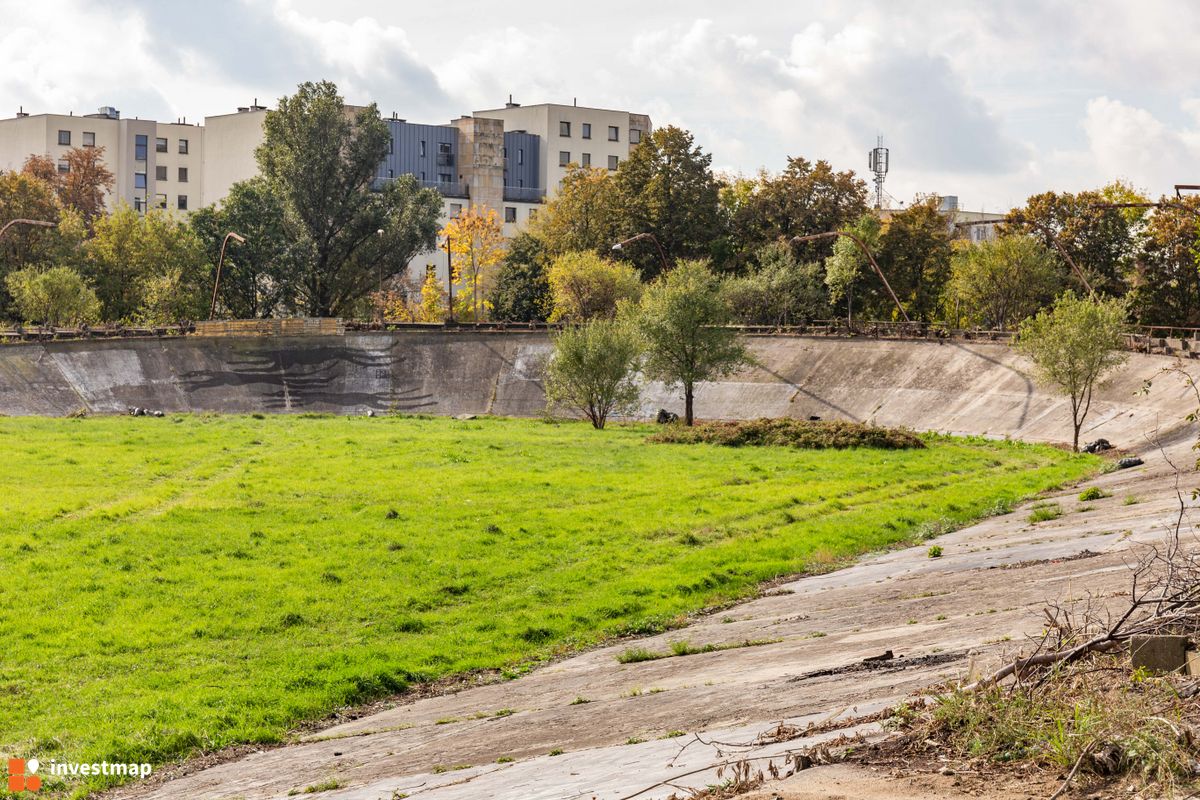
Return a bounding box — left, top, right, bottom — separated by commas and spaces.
96, 106, 119, 119
505, 93, 519, 108
237, 98, 267, 113
15, 106, 27, 118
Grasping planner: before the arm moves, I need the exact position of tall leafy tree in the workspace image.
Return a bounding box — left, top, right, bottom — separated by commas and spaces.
490, 232, 551, 322
85, 206, 207, 322
0, 171, 62, 317
190, 178, 292, 318
723, 241, 829, 326
1007, 183, 1145, 296
871, 199, 952, 322
23, 148, 114, 226
612, 125, 722, 278
733, 157, 869, 264
256, 80, 441, 316
441, 205, 506, 321
823, 213, 882, 324
947, 234, 1064, 330
529, 166, 623, 257
631, 259, 750, 425
547, 251, 642, 322
1127, 198, 1200, 326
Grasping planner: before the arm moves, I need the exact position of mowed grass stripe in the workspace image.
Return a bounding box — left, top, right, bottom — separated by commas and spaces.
0, 414, 1095, 796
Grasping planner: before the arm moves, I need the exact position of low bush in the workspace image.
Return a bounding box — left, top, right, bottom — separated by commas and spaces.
1078, 486, 1110, 501
647, 418, 924, 450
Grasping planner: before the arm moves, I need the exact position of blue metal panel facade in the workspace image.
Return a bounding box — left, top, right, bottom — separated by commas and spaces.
375, 120, 466, 197
503, 131, 541, 200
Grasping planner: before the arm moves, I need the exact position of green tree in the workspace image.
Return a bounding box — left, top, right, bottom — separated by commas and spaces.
947, 234, 1063, 329
733, 158, 869, 264
189, 178, 292, 318
824, 213, 882, 323
490, 232, 550, 322
872, 198, 952, 321
256, 80, 441, 316
612, 125, 722, 278
530, 166, 623, 257
0, 171, 62, 316
5, 265, 99, 327
544, 317, 643, 429
723, 241, 829, 326
632, 259, 750, 425
1126, 198, 1200, 326
85, 206, 207, 322
1007, 183, 1145, 296
1017, 291, 1128, 451
547, 251, 642, 322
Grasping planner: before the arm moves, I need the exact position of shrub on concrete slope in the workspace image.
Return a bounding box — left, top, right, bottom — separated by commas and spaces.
648, 418, 925, 450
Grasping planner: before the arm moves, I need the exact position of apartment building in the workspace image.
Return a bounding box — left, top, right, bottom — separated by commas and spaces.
0, 98, 652, 280
0, 106, 202, 214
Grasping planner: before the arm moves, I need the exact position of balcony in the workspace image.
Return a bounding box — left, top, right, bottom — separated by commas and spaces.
503, 185, 545, 203
421, 179, 469, 199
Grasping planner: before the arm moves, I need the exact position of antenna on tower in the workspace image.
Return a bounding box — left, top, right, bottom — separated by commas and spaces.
868, 135, 889, 210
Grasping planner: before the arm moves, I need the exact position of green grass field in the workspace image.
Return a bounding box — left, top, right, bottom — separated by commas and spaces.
0, 414, 1097, 791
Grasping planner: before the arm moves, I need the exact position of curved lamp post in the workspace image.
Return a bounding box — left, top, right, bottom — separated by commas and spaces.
0, 218, 56, 239
611, 232, 670, 275
209, 232, 246, 320
790, 231, 911, 323
1090, 200, 1200, 220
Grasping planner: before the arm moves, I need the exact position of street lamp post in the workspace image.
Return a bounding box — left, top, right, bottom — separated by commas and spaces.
790, 231, 911, 324
209, 232, 247, 320
445, 234, 454, 324
0, 218, 56, 239
611, 232, 670, 275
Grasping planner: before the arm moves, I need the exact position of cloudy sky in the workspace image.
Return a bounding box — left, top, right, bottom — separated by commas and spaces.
2, 0, 1198, 212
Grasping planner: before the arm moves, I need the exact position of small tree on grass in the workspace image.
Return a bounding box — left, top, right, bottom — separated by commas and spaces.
544, 318, 642, 429
1017, 291, 1128, 451
632, 259, 750, 426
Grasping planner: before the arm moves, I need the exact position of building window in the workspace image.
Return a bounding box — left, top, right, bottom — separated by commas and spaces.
582, 123, 591, 139
450, 203, 463, 216
134, 196, 145, 212
134, 172, 147, 190
581, 153, 591, 167
387, 168, 394, 179
155, 193, 167, 210
630, 128, 642, 144
177, 195, 188, 211
58, 130, 71, 146
505, 206, 517, 223
608, 155, 619, 170
559, 151, 570, 167
608, 125, 619, 141
421, 171, 426, 181
439, 142, 451, 154
57, 159, 69, 174
155, 165, 168, 181
155, 137, 168, 153
518, 148, 524, 165
528, 208, 538, 220
559, 121, 571, 137
178, 167, 188, 183
135, 135, 147, 161
438, 173, 452, 183
387, 138, 394, 155
419, 140, 426, 157
82, 131, 95, 148
178, 139, 189, 154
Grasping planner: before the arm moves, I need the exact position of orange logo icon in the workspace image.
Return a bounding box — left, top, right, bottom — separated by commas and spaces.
7, 758, 41, 792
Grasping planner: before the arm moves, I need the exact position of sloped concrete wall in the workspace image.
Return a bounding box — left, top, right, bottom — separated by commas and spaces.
0, 331, 1194, 447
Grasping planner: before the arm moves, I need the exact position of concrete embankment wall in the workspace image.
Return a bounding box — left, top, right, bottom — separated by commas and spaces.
0, 331, 1195, 447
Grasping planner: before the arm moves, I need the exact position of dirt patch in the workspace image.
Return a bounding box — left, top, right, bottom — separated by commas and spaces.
790, 650, 968, 683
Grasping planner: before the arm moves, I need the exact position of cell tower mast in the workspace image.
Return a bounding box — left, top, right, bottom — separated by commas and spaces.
868, 135, 889, 210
